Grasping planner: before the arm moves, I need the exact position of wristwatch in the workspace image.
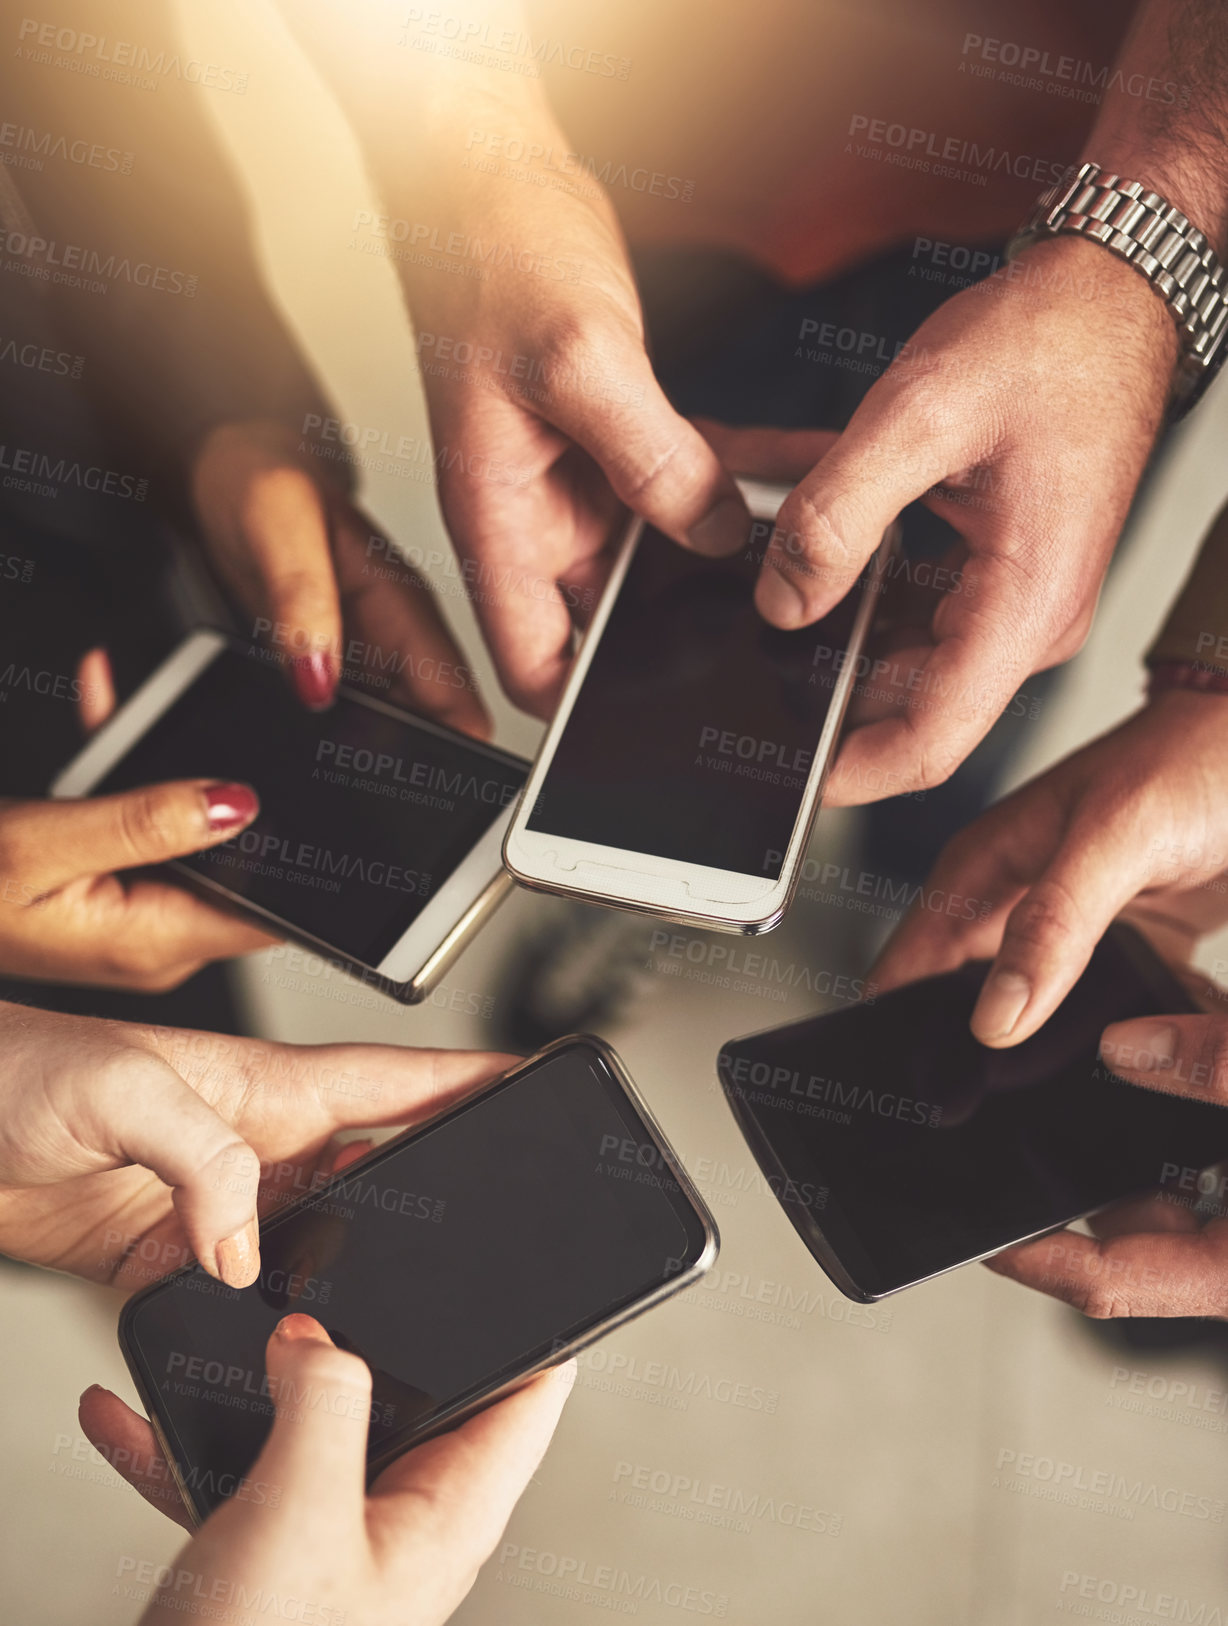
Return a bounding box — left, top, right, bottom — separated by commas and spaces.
1006, 160, 1228, 413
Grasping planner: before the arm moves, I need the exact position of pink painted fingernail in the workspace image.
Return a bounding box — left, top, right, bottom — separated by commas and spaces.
292, 653, 338, 711
204, 782, 259, 832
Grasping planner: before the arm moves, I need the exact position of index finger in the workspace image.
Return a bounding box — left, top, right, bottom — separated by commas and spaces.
988, 1226, 1228, 1319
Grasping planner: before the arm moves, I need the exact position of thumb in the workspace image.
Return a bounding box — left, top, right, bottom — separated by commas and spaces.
1100, 1014, 1228, 1104
22, 781, 259, 893
254, 1316, 372, 1523
78, 1045, 264, 1290
547, 352, 749, 556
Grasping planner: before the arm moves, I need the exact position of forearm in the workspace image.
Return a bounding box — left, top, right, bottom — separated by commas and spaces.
1081, 0, 1228, 253
279, 0, 564, 203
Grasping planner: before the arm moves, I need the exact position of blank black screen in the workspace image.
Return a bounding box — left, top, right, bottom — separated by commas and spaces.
719, 927, 1228, 1297
96, 642, 526, 966
124, 1043, 710, 1516
527, 524, 859, 878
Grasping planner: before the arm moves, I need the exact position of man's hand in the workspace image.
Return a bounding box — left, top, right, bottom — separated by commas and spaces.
761, 236, 1179, 802
0, 1004, 513, 1294
192, 419, 489, 734
990, 989, 1228, 1319
82, 1315, 572, 1626
398, 109, 750, 717
871, 690, 1228, 1045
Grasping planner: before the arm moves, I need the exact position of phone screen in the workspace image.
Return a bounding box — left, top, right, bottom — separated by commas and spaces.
718, 926, 1228, 1298
122, 1041, 713, 1518
95, 642, 526, 967
526, 524, 860, 880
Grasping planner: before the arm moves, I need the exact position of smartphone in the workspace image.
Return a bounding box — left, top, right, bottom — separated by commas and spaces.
50, 630, 529, 1002
717, 923, 1228, 1301
118, 1036, 717, 1524
504, 479, 895, 934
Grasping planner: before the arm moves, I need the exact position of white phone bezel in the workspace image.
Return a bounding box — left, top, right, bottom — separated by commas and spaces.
504, 479, 893, 935
50, 629, 519, 1000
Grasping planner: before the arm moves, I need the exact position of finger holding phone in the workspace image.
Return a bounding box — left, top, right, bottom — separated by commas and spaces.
987, 966, 1228, 1320
190, 419, 492, 733
0, 1002, 512, 1293
90, 1315, 572, 1626
0, 767, 276, 992
868, 683, 1228, 1315
871, 689, 1228, 1047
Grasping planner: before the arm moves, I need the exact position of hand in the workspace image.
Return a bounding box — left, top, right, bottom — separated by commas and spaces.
87, 1314, 572, 1626
871, 690, 1228, 1046
760, 236, 1181, 802
401, 108, 749, 716
988, 978, 1228, 1319
0, 773, 276, 991
191, 419, 489, 734
0, 1001, 513, 1293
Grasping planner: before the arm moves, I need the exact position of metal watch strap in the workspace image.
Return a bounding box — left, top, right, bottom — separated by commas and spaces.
1005, 160, 1228, 412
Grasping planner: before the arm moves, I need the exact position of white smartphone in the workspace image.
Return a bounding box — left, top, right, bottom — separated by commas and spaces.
51, 631, 528, 1002
504, 479, 894, 934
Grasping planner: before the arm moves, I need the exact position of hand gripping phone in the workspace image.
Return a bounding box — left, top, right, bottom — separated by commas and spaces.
118, 1036, 718, 1523
504, 478, 894, 934
717, 924, 1228, 1300
51, 630, 529, 1002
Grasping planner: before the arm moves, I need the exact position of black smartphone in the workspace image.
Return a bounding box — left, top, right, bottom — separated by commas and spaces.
119, 1036, 718, 1523
717, 924, 1228, 1300
51, 630, 528, 1002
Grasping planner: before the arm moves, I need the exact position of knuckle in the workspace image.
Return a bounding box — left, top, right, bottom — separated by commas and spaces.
1004, 879, 1083, 958
1073, 1279, 1131, 1320
114, 786, 189, 865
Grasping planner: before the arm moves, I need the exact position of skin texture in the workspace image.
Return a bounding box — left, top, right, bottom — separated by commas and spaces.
870, 689, 1228, 1317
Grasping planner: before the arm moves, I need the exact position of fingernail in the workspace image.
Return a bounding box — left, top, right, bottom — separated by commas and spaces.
688, 495, 749, 557
81, 1384, 105, 1400
292, 653, 338, 711
971, 970, 1031, 1042
204, 782, 259, 832
755, 564, 806, 629
275, 1313, 330, 1344
329, 1139, 374, 1175
1102, 1021, 1176, 1073
215, 1218, 260, 1289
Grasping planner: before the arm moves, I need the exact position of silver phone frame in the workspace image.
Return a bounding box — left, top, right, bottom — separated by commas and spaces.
504, 479, 896, 934
49, 628, 522, 1004
117, 1034, 720, 1526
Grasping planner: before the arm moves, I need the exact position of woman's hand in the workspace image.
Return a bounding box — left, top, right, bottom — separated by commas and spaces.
88, 1315, 572, 1625
0, 777, 276, 990
191, 419, 490, 734
0, 1001, 513, 1294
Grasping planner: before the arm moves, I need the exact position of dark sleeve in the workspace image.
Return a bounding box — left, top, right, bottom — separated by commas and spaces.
1146, 503, 1228, 678
5, 0, 353, 513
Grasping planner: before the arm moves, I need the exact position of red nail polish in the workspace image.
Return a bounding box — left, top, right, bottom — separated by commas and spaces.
205, 782, 259, 831
292, 653, 338, 711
